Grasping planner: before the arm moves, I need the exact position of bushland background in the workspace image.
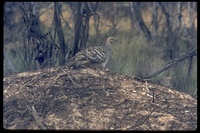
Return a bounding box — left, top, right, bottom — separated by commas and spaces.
4, 2, 197, 96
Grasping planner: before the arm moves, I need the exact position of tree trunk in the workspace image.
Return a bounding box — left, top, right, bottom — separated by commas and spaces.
54, 2, 67, 65
72, 2, 83, 57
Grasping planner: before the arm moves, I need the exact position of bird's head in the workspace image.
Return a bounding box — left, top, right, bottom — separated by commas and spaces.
106, 37, 117, 45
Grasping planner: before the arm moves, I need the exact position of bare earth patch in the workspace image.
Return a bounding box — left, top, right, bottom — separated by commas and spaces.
3, 65, 197, 130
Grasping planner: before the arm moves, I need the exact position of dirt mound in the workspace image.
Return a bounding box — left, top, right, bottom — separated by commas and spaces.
3, 66, 197, 130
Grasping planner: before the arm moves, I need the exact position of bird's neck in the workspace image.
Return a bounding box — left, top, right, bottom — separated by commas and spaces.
104, 43, 112, 54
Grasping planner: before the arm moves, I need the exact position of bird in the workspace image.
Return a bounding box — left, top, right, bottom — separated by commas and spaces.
66, 37, 117, 70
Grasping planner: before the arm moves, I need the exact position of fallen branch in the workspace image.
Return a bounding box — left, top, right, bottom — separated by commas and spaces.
140, 49, 197, 79
27, 105, 47, 129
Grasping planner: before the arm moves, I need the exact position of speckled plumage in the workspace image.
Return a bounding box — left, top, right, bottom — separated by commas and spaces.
67, 37, 116, 69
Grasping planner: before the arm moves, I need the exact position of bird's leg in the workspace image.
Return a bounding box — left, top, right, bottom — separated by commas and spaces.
102, 66, 109, 73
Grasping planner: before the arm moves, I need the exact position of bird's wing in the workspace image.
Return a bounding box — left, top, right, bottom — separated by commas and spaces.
84, 46, 110, 63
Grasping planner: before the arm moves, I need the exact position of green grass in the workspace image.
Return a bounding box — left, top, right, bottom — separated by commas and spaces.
108, 32, 197, 96
111, 32, 164, 77
4, 47, 26, 75
171, 57, 197, 96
